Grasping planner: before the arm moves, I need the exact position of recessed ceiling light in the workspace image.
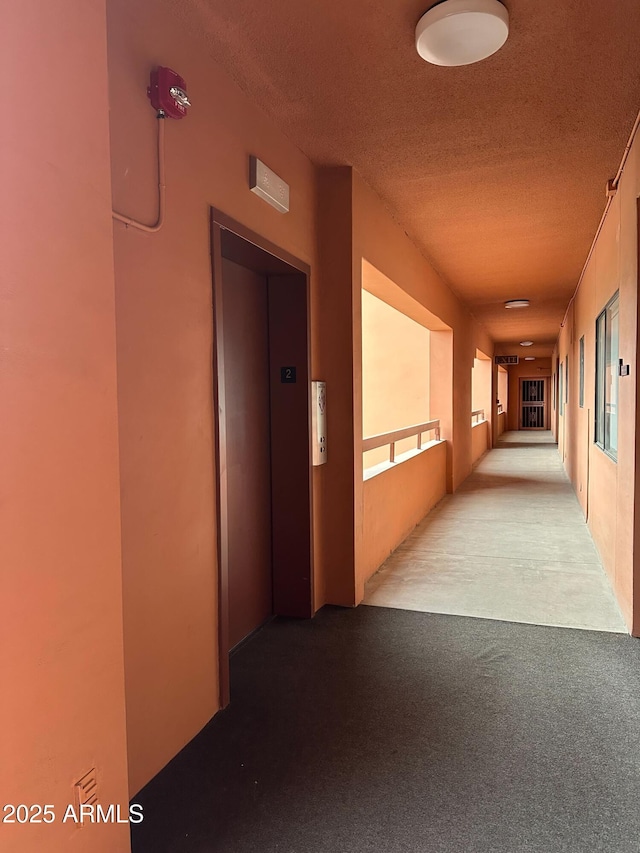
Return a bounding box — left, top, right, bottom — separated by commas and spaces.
504, 299, 530, 309
524, 357, 536, 361
415, 0, 509, 67
520, 341, 534, 347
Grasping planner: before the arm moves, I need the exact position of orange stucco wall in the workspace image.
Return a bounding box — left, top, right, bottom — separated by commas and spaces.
497, 411, 507, 437
2, 0, 498, 810
316, 169, 358, 608
9, 4, 640, 849
361, 443, 447, 585
2, 2, 130, 851
471, 420, 490, 466
107, 0, 329, 794
553, 132, 640, 633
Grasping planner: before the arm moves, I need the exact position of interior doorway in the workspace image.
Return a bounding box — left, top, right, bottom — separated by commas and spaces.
211, 210, 314, 707
520, 377, 549, 429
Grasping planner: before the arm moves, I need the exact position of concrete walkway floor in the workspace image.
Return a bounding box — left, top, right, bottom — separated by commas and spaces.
364, 431, 627, 633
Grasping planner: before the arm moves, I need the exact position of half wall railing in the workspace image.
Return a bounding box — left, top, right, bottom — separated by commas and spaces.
362, 419, 441, 464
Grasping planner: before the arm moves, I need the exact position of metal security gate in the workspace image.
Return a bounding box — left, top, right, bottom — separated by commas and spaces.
520, 379, 546, 429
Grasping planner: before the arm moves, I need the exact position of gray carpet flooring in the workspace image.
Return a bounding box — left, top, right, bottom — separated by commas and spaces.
131, 606, 640, 853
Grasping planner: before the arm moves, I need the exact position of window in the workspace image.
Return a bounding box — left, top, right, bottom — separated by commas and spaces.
595, 293, 619, 459
579, 336, 585, 408
361, 285, 433, 473
472, 350, 491, 424
559, 361, 564, 416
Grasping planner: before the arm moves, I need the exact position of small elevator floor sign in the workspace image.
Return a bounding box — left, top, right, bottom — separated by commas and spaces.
281, 366, 296, 383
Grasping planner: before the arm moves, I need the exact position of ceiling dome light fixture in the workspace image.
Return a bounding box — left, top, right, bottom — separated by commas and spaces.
504, 299, 530, 309
415, 0, 509, 67
524, 357, 536, 361
519, 340, 534, 347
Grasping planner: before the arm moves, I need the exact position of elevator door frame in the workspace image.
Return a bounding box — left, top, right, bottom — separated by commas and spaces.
211, 209, 314, 708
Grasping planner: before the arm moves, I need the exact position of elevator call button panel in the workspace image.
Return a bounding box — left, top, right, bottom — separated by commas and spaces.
312, 381, 327, 466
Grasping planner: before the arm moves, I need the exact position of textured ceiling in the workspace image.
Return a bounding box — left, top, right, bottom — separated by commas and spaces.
177, 0, 640, 354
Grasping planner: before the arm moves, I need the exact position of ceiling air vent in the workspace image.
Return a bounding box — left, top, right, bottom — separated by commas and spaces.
495, 355, 519, 365
75, 768, 98, 811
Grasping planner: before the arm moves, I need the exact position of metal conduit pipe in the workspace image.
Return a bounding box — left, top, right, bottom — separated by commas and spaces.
112, 113, 166, 233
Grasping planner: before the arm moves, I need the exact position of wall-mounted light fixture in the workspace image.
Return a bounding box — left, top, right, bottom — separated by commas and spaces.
505, 299, 530, 309
415, 0, 509, 67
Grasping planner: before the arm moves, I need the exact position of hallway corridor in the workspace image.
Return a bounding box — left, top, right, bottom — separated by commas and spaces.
364, 431, 626, 633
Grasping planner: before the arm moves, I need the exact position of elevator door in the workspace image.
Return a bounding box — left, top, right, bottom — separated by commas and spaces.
222, 258, 273, 649
520, 378, 546, 429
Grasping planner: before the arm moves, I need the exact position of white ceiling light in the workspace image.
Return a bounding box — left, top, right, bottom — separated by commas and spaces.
524, 357, 536, 361
415, 0, 509, 67
520, 340, 534, 347
504, 299, 530, 309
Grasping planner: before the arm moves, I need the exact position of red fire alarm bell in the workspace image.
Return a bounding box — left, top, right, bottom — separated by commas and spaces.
147, 67, 191, 119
